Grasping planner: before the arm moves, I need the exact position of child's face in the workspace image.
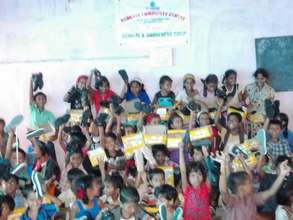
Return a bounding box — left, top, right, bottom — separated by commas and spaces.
89, 179, 101, 197
227, 115, 240, 130
98, 81, 109, 94
239, 179, 253, 195
206, 82, 217, 93
161, 81, 172, 92
255, 73, 267, 87
27, 192, 42, 210
35, 94, 46, 109
192, 149, 204, 162
171, 117, 183, 129
3, 178, 18, 195
150, 174, 164, 188
130, 82, 141, 95
184, 79, 195, 91
105, 137, 116, 153
157, 195, 171, 207
226, 74, 237, 86
104, 182, 116, 197
122, 202, 138, 219
10, 152, 25, 167
70, 153, 82, 168
268, 124, 281, 139
199, 113, 210, 126
154, 151, 166, 166
77, 78, 87, 90
188, 171, 203, 187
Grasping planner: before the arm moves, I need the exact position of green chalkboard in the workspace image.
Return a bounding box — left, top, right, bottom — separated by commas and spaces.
255, 36, 293, 92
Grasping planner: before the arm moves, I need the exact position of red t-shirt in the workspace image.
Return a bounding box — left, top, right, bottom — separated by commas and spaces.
183, 182, 211, 220
91, 89, 116, 113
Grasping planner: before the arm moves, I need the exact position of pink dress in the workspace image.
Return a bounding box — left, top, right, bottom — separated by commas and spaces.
183, 182, 211, 220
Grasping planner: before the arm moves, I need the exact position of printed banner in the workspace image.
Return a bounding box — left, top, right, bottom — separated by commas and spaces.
117, 0, 190, 47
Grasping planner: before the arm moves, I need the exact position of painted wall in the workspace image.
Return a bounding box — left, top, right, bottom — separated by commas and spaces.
1, 0, 293, 147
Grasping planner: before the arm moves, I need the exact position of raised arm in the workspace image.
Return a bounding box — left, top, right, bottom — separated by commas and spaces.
29, 74, 34, 105
258, 160, 291, 202
5, 129, 15, 160
179, 140, 188, 191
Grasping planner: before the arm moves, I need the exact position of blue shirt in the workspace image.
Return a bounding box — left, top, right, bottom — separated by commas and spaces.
75, 198, 101, 219
124, 90, 151, 105
279, 129, 293, 152
21, 204, 58, 220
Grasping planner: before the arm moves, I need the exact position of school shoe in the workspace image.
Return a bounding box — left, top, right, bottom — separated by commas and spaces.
81, 109, 91, 127
159, 203, 168, 220
118, 69, 129, 84
32, 72, 43, 91
54, 114, 71, 129
111, 102, 124, 115
187, 100, 201, 112
26, 128, 45, 139
94, 113, 109, 127
4, 114, 24, 133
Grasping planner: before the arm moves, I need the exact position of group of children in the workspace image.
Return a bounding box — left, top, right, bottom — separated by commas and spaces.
0, 68, 292, 220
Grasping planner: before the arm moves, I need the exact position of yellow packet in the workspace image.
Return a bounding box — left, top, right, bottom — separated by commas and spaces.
143, 134, 167, 145
167, 129, 186, 149
159, 165, 174, 186
69, 109, 83, 124
156, 107, 170, 121
189, 126, 213, 141
87, 148, 106, 167
232, 154, 257, 171
122, 132, 145, 158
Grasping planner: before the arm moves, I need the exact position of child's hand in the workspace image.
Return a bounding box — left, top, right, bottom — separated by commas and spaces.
212, 151, 227, 165
279, 160, 291, 177
8, 128, 16, 136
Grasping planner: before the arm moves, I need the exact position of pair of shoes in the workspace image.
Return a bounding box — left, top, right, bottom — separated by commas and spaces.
159, 204, 183, 220
134, 101, 152, 114
26, 128, 45, 139
54, 114, 71, 129
94, 113, 109, 127
118, 69, 129, 84
4, 115, 24, 133
32, 72, 43, 91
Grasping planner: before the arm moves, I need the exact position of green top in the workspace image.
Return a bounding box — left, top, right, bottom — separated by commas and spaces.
29, 104, 55, 129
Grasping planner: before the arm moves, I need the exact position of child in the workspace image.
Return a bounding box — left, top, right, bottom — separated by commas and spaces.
20, 189, 58, 220
277, 113, 293, 152
122, 77, 151, 105
58, 168, 85, 208
0, 195, 15, 220
87, 69, 117, 114
215, 151, 291, 220
100, 173, 124, 209
64, 75, 89, 110
152, 75, 175, 107
2, 174, 25, 208
267, 119, 291, 162
179, 140, 211, 220
155, 184, 183, 220
0, 118, 8, 157
199, 74, 219, 109
110, 186, 153, 220
275, 185, 293, 219
71, 174, 101, 219
221, 69, 243, 107
29, 74, 55, 129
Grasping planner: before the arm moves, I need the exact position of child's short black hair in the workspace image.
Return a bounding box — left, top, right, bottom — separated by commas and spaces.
152, 144, 169, 157
159, 75, 172, 87
227, 112, 242, 123
187, 161, 207, 182
11, 147, 26, 158
104, 173, 124, 191
155, 184, 178, 202
148, 168, 165, 181
0, 195, 15, 216
222, 69, 237, 84
67, 168, 85, 183
227, 171, 250, 194
253, 68, 269, 79
105, 132, 117, 141
120, 186, 140, 204
3, 173, 19, 185
268, 119, 282, 129
167, 112, 182, 129
33, 92, 47, 101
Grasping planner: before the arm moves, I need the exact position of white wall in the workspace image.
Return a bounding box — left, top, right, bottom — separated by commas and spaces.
1, 0, 293, 146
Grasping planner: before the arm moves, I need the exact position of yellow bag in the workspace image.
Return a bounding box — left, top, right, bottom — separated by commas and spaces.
167, 129, 186, 149
143, 125, 167, 146
189, 126, 213, 141
87, 148, 106, 167
159, 165, 175, 186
